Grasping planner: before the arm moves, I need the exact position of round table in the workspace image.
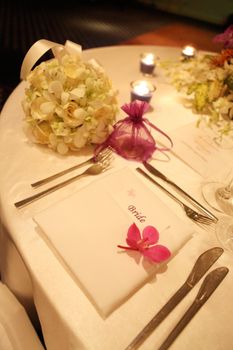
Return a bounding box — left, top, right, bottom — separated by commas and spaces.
0, 45, 233, 350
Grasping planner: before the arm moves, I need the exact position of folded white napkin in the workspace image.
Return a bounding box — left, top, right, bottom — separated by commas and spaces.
34, 167, 193, 316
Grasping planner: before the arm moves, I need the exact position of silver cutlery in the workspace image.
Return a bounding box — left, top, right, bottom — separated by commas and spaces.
143, 161, 218, 223
136, 168, 214, 225
158, 266, 229, 350
15, 158, 111, 208
125, 247, 223, 350
31, 147, 113, 188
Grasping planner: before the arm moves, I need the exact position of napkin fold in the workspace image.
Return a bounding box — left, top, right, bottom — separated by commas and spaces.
34, 167, 193, 317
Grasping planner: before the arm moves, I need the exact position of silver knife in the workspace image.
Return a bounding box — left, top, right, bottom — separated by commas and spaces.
143, 162, 218, 223
158, 266, 229, 350
124, 247, 223, 350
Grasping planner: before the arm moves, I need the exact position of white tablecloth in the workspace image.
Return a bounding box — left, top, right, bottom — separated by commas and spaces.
0, 45, 233, 350
0, 281, 43, 350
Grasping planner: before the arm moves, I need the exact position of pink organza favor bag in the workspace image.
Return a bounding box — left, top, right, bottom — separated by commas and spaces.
95, 100, 172, 162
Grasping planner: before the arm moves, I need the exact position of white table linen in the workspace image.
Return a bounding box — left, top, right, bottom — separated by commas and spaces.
0, 282, 43, 350
0, 45, 233, 350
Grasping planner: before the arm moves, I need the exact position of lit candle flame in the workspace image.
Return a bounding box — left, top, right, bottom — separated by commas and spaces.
131, 80, 156, 103
133, 81, 150, 96
182, 45, 196, 58
141, 53, 155, 65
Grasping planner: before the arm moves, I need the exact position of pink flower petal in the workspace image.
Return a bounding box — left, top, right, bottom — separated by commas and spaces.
126, 223, 141, 248
213, 25, 233, 48
142, 245, 171, 263
142, 225, 159, 245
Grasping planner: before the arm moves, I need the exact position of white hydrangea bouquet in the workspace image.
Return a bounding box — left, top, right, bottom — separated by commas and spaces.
21, 40, 118, 155
162, 25, 233, 138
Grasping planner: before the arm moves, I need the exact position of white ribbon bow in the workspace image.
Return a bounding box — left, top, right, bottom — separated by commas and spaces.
20, 39, 82, 80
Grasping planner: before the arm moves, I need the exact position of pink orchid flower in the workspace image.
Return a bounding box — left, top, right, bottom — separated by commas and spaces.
117, 223, 171, 263
213, 25, 233, 48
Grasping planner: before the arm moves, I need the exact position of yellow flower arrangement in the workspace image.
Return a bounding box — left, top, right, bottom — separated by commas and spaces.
22, 52, 118, 154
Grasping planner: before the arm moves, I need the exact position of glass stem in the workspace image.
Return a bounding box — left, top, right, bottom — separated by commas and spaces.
219, 176, 233, 200
225, 177, 233, 192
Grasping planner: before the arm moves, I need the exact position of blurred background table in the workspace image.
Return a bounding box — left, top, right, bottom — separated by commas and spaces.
0, 0, 231, 111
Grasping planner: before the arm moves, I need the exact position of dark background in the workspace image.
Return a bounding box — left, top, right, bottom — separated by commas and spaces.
0, 0, 231, 110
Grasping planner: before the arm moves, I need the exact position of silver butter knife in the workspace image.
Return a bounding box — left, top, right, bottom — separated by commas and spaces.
125, 247, 223, 350
143, 162, 218, 223
158, 266, 229, 350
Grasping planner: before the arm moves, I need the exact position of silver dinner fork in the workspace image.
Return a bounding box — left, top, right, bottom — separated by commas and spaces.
31, 147, 113, 188
136, 168, 214, 225
14, 155, 112, 208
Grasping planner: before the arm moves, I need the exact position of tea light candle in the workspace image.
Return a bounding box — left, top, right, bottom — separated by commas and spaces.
140, 53, 156, 75
130, 80, 156, 103
181, 45, 196, 59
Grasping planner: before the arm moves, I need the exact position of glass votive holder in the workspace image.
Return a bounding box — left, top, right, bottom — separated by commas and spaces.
181, 45, 196, 59
130, 80, 156, 103
140, 53, 156, 75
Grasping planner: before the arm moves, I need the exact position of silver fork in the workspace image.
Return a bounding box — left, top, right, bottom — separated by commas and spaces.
136, 168, 213, 225
31, 147, 113, 188
14, 156, 112, 208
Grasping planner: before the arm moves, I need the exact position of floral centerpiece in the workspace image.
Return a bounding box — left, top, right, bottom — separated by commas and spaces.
162, 25, 233, 138
22, 46, 118, 155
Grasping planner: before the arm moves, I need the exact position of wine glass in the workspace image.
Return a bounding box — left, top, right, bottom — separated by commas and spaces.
201, 128, 233, 214
202, 168, 233, 215
202, 167, 233, 253
201, 129, 233, 252
215, 216, 233, 252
